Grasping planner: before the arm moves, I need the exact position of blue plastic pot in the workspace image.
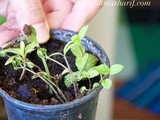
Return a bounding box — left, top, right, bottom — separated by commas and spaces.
0, 29, 110, 120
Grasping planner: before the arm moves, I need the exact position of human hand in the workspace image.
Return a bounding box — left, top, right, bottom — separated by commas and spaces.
0, 0, 103, 46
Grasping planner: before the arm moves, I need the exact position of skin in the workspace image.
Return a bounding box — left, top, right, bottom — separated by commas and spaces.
0, 0, 104, 46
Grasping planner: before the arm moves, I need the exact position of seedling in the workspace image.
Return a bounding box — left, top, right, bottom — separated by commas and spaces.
0, 24, 124, 103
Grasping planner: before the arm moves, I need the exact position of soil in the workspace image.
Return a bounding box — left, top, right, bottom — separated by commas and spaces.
0, 38, 99, 105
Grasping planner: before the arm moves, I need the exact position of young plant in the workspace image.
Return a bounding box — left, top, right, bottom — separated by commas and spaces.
63, 25, 124, 93
0, 24, 124, 104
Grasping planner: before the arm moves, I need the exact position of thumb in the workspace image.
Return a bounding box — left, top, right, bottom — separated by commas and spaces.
9, 0, 49, 43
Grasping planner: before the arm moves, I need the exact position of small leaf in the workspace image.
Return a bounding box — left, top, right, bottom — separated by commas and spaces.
75, 53, 88, 71
78, 25, 89, 40
91, 64, 110, 75
71, 44, 85, 57
80, 86, 87, 93
12, 61, 19, 70
93, 82, 100, 89
0, 50, 6, 57
5, 56, 15, 65
4, 48, 22, 56
26, 62, 34, 69
0, 15, 6, 25
23, 25, 38, 43
37, 48, 47, 59
101, 79, 112, 89
71, 35, 80, 44
75, 71, 87, 81
25, 43, 36, 54
64, 72, 87, 87
64, 74, 74, 88
85, 53, 98, 70
110, 64, 124, 75
86, 69, 99, 78
20, 41, 25, 55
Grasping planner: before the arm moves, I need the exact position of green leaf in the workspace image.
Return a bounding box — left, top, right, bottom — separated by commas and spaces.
101, 79, 112, 89
5, 56, 15, 65
86, 69, 99, 78
20, 41, 25, 55
63, 41, 73, 55
26, 62, 34, 69
93, 82, 100, 89
12, 61, 19, 70
25, 43, 36, 54
3, 48, 22, 56
71, 35, 80, 44
75, 71, 87, 81
71, 44, 85, 57
80, 86, 87, 93
24, 25, 38, 43
78, 25, 89, 40
91, 64, 110, 75
64, 74, 74, 88
75, 53, 88, 71
64, 71, 87, 88
85, 53, 98, 70
0, 50, 6, 57
37, 48, 47, 59
0, 15, 6, 25
110, 64, 124, 75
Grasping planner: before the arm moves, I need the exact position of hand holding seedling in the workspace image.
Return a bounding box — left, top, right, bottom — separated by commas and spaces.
0, 0, 104, 46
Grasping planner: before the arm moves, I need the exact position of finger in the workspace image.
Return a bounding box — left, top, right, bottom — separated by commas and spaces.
0, 0, 9, 16
0, 28, 21, 46
0, 2, 21, 46
43, 0, 73, 29
9, 0, 49, 43
0, 18, 18, 32
61, 0, 103, 31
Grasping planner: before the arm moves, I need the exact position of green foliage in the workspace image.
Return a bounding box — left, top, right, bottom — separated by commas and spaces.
93, 83, 100, 89
0, 15, 6, 25
80, 86, 87, 93
24, 25, 38, 44
0, 24, 124, 103
110, 64, 124, 75
91, 64, 110, 75
63, 25, 124, 90
101, 79, 112, 89
37, 48, 47, 59
0, 50, 6, 57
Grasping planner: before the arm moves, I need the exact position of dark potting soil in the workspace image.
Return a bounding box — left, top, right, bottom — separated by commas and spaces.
0, 38, 99, 105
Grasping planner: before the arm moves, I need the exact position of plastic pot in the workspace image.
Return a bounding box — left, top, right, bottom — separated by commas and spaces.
0, 29, 110, 120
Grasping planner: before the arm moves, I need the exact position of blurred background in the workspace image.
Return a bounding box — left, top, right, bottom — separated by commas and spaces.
1, 0, 160, 120
88, 0, 160, 119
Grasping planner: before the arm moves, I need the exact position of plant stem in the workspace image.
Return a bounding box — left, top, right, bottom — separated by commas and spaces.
46, 57, 68, 70
42, 57, 51, 79
88, 78, 91, 89
19, 59, 26, 80
49, 53, 71, 70
17, 67, 67, 103
99, 74, 103, 83
39, 76, 66, 103
73, 82, 78, 98
44, 76, 68, 103
63, 55, 71, 70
